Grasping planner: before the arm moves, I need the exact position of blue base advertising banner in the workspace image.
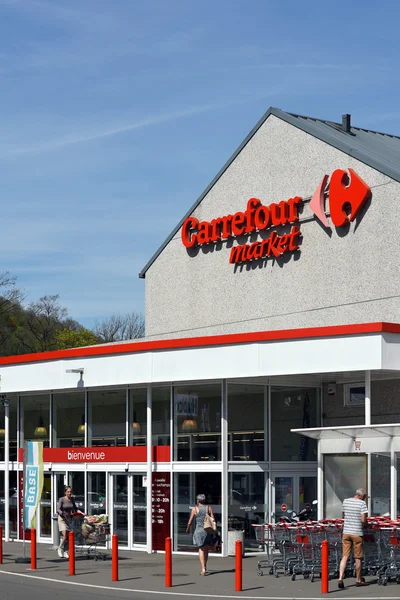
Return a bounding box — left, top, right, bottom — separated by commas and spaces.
23, 441, 44, 530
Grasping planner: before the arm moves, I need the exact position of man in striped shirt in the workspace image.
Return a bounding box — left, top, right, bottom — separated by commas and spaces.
338, 488, 369, 589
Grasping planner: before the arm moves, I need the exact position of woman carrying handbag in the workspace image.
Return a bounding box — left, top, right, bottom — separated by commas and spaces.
186, 493, 216, 575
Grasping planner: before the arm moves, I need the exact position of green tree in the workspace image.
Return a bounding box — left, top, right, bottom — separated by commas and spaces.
55, 327, 99, 350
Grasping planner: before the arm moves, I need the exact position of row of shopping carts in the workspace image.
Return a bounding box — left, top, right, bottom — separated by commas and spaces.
252, 517, 400, 586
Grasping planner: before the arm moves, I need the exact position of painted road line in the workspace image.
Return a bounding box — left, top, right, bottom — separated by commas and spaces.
0, 569, 395, 600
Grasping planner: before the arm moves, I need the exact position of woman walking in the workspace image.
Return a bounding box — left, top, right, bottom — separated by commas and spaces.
56, 486, 85, 558
186, 493, 215, 575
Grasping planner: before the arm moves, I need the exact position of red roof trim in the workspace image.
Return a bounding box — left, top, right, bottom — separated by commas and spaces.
0, 322, 399, 366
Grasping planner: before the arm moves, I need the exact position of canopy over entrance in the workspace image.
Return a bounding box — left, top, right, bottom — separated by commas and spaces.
291, 424, 400, 454
291, 424, 399, 520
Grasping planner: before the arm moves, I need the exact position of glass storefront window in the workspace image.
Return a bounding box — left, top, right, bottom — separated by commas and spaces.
274, 476, 293, 520
129, 389, 147, 446
324, 454, 367, 519
174, 384, 221, 462
88, 390, 126, 447
271, 387, 319, 461
132, 474, 146, 545
87, 472, 106, 516
0, 471, 18, 538
228, 384, 265, 461
371, 454, 390, 516
173, 472, 221, 551
69, 472, 85, 512
152, 387, 170, 447
22, 393, 50, 446
53, 392, 85, 448
0, 395, 18, 461
113, 474, 129, 546
228, 472, 266, 552
40, 474, 52, 538
299, 476, 317, 511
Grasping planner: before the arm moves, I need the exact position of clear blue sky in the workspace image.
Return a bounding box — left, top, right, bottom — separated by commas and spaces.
1, 0, 399, 329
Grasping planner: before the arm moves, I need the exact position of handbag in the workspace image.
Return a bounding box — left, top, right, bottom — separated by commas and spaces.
203, 506, 217, 534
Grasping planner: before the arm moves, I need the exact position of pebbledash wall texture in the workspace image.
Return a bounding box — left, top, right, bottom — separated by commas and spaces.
143, 112, 400, 339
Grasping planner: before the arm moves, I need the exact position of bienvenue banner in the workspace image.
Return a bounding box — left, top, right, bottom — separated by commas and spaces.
24, 441, 44, 529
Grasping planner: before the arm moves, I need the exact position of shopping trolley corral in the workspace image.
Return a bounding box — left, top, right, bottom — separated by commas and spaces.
252, 517, 400, 586
66, 514, 111, 560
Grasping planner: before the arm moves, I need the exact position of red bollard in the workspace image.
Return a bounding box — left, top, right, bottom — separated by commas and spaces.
31, 528, 37, 570
235, 540, 242, 592
165, 537, 172, 588
69, 531, 75, 576
0, 525, 3, 565
321, 539, 329, 594
112, 534, 118, 582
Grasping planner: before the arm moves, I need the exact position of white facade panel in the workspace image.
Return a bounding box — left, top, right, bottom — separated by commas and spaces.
0, 333, 383, 394
381, 332, 400, 371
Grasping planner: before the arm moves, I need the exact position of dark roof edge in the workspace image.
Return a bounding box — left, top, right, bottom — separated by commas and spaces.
139, 107, 399, 278
278, 110, 400, 182
139, 106, 279, 278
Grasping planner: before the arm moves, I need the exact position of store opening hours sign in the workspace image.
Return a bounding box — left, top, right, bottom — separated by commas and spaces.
152, 473, 171, 551
181, 168, 371, 265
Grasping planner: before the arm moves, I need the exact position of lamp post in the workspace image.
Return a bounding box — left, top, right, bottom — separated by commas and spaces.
0, 396, 9, 542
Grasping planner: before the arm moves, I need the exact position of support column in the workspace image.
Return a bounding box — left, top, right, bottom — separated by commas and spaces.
4, 397, 9, 542
365, 370, 371, 426
317, 440, 323, 521
221, 380, 228, 557
146, 384, 152, 554
391, 440, 397, 521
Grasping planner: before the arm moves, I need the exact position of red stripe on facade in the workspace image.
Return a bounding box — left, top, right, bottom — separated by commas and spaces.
1, 322, 399, 366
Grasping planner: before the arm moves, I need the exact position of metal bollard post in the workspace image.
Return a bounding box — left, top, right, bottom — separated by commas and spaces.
235, 540, 242, 592
31, 528, 37, 570
69, 531, 75, 576
112, 534, 118, 582
165, 537, 172, 588
0, 525, 3, 565
321, 539, 329, 594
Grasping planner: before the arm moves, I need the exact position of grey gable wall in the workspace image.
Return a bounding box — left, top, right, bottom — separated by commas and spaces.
144, 115, 400, 339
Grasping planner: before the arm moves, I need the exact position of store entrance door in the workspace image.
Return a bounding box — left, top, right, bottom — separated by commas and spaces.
271, 475, 317, 522
110, 473, 147, 549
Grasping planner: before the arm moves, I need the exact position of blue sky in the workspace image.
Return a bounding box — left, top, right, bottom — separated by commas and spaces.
1, 0, 399, 329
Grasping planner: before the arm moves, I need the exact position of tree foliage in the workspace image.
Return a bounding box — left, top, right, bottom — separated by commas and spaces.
0, 273, 145, 356
55, 327, 99, 350
93, 312, 145, 343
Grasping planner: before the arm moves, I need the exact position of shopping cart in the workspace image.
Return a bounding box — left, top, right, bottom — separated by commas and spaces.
68, 514, 111, 560
252, 524, 275, 575
377, 527, 400, 585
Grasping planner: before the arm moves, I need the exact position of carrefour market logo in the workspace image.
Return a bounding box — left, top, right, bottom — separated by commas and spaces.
181, 168, 371, 264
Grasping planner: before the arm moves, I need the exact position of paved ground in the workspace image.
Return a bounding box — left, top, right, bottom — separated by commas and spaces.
0, 541, 399, 599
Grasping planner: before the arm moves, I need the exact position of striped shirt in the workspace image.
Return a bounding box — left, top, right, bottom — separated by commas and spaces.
342, 497, 368, 536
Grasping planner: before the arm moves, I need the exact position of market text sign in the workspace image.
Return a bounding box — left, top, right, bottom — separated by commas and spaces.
181, 168, 371, 264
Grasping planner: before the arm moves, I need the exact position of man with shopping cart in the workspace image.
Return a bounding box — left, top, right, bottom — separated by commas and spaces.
338, 488, 369, 589
56, 486, 85, 558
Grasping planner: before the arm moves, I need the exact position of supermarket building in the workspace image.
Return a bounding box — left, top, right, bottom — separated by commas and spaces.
1, 107, 400, 554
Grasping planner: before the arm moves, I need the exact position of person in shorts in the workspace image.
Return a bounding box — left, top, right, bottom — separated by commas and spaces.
56, 486, 84, 558
338, 488, 369, 589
